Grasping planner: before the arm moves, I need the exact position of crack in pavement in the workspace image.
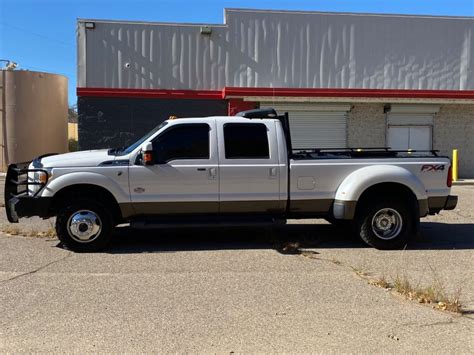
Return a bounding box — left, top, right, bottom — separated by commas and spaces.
0, 252, 72, 285
280, 247, 469, 317
418, 319, 455, 327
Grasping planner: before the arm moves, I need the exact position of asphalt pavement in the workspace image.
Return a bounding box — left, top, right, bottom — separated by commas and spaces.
0, 186, 473, 352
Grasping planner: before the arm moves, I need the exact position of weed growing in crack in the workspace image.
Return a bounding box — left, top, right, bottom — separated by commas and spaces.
2, 225, 20, 236
368, 275, 391, 289
1, 224, 57, 239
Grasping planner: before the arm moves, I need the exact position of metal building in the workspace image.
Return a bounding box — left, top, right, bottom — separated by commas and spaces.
77, 8, 474, 177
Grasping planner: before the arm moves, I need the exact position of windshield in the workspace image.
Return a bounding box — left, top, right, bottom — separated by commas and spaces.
112, 121, 168, 156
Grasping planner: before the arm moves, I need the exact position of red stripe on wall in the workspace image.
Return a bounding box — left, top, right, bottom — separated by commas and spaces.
223, 87, 474, 99
77, 87, 474, 100
76, 88, 222, 100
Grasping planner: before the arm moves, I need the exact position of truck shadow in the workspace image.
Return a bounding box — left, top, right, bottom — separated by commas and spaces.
105, 222, 474, 254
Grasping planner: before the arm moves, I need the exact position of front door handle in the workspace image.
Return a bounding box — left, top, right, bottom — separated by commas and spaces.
197, 168, 206, 171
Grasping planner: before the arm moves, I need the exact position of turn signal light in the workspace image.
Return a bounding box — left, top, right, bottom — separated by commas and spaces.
39, 172, 48, 184
143, 151, 153, 165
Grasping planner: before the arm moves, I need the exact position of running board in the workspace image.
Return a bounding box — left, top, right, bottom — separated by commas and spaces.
130, 216, 286, 229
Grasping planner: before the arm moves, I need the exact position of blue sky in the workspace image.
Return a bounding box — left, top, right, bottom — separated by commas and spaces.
1, 0, 473, 105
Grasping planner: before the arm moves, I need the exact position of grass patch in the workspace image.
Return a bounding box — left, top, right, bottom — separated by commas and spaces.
2, 225, 20, 236
1, 224, 57, 239
275, 239, 464, 314
368, 275, 391, 289
392, 273, 462, 313
342, 261, 464, 314
44, 227, 57, 238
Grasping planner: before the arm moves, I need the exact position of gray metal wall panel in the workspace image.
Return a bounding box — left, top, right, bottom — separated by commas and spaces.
79, 10, 474, 91
84, 23, 229, 90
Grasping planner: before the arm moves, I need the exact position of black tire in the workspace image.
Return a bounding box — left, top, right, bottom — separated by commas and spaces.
355, 198, 417, 250
55, 199, 114, 252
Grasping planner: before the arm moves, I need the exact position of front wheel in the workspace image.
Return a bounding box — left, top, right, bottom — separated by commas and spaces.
355, 199, 417, 250
56, 199, 114, 252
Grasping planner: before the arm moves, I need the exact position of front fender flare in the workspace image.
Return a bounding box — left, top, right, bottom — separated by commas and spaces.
40, 172, 129, 204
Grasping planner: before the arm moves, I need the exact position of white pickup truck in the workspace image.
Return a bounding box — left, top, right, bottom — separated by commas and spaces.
5, 109, 457, 252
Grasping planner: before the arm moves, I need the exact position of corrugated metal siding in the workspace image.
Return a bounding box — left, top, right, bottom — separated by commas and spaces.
288, 111, 347, 149
269, 103, 347, 148
82, 24, 229, 90
79, 9, 474, 91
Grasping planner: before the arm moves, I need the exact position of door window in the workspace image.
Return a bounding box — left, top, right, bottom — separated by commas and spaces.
223, 123, 269, 159
152, 124, 210, 163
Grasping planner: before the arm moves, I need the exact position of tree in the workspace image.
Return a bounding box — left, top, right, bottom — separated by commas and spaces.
68, 104, 78, 123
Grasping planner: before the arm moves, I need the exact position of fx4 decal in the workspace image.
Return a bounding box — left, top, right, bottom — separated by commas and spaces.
421, 164, 445, 172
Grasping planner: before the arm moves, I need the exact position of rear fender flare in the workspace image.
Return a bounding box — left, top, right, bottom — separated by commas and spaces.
333, 165, 427, 219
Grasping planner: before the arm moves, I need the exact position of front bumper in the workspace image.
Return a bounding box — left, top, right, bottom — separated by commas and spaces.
6, 196, 52, 223
4, 163, 52, 223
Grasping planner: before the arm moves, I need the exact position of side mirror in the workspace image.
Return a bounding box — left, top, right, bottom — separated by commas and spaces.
142, 142, 154, 166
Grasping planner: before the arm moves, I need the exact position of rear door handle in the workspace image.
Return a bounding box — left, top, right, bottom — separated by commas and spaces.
209, 167, 217, 179
197, 168, 206, 171
269, 167, 277, 178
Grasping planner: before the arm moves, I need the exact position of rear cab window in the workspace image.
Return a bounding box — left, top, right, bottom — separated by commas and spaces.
223, 123, 270, 159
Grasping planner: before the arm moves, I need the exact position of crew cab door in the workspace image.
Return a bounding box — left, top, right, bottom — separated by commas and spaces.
217, 119, 284, 213
129, 120, 219, 215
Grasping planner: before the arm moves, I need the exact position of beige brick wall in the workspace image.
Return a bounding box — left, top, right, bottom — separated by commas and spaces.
347, 103, 385, 147
434, 105, 474, 178
347, 103, 474, 178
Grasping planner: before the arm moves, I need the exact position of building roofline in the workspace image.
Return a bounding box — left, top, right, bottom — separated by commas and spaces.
224, 7, 474, 20
76, 18, 226, 27
77, 7, 473, 27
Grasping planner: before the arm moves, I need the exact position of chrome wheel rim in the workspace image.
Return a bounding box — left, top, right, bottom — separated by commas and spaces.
371, 208, 403, 240
67, 210, 102, 243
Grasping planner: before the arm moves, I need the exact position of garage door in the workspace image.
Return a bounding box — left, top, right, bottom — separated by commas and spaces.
265, 104, 349, 149
386, 110, 434, 151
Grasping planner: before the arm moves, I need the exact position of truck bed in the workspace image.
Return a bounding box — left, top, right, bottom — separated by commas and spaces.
291, 147, 442, 160
288, 154, 452, 216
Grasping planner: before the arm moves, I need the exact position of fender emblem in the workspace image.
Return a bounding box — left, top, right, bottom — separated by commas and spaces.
134, 187, 145, 193
421, 164, 445, 172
